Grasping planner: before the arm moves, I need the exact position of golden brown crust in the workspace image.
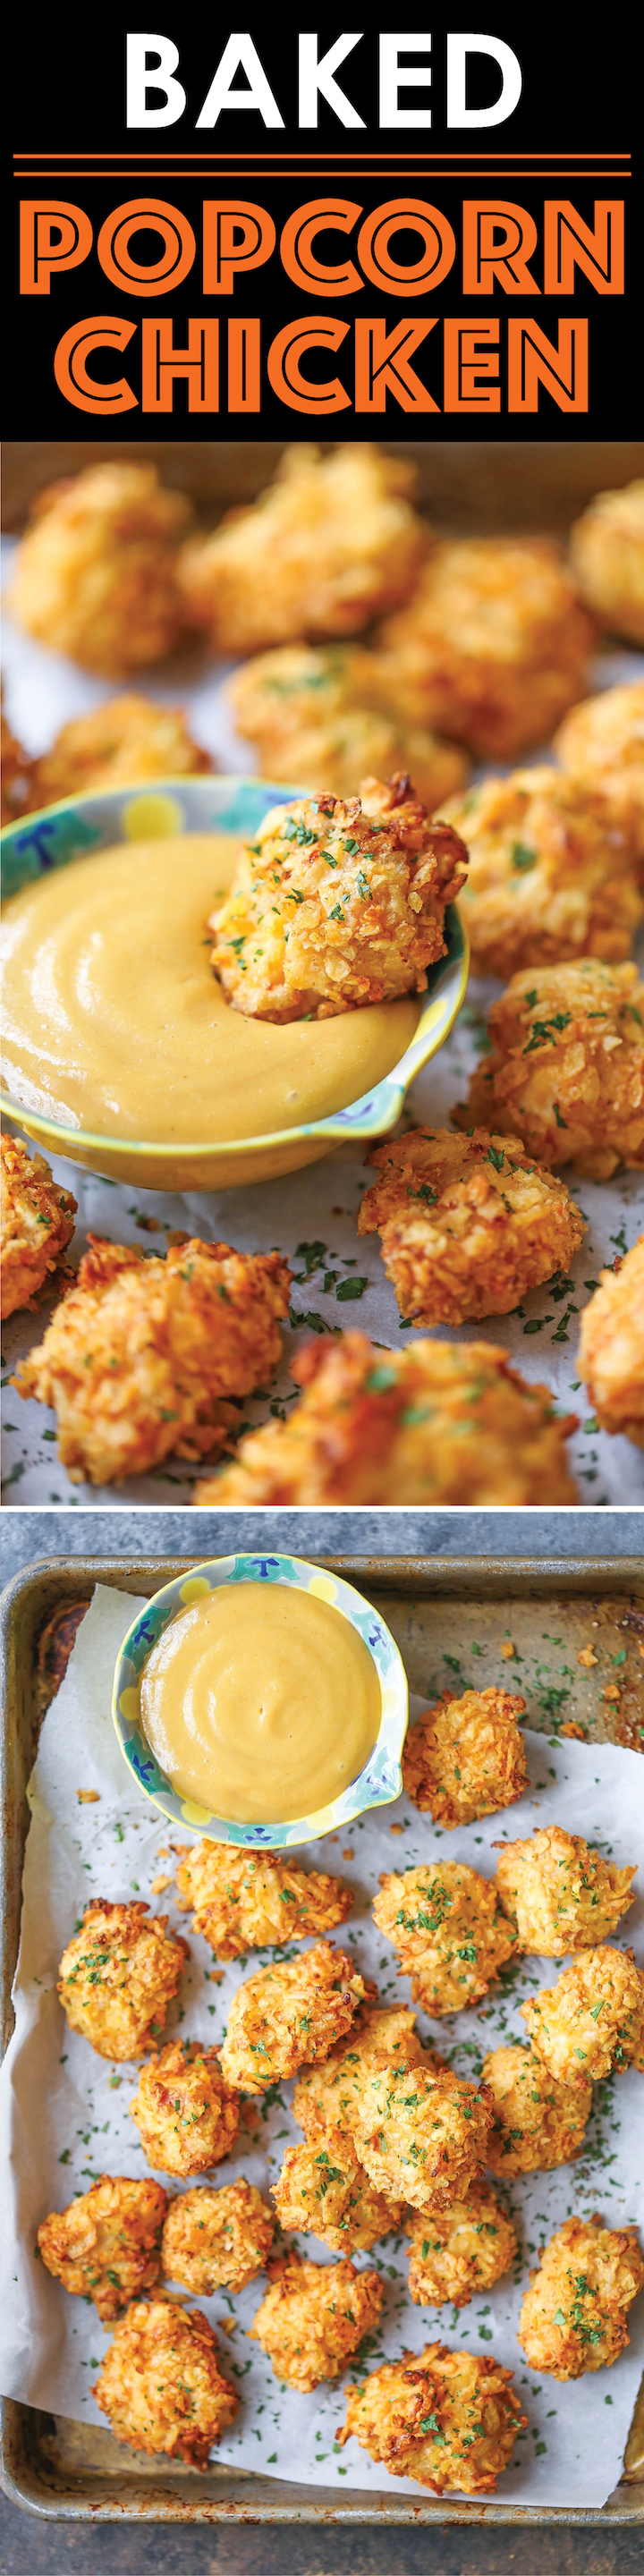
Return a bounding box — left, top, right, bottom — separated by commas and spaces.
482, 2042, 592, 2174
13, 1235, 291, 1486
26, 694, 212, 811
339, 2343, 527, 2491
373, 1861, 518, 2014
272, 2123, 403, 2252
578, 1235, 644, 1446
229, 640, 467, 810
520, 1946, 644, 2085
206, 1332, 579, 1507
1, 707, 30, 823
8, 465, 191, 675
210, 779, 467, 1021
444, 767, 642, 977
555, 682, 644, 866
161, 2180, 274, 2292
174, 1840, 352, 1958
377, 538, 593, 758
570, 479, 644, 644
292, 2004, 434, 2139
93, 2293, 238, 2465
130, 2041, 240, 2175
457, 958, 644, 1179
219, 1942, 367, 2094
406, 2183, 518, 2309
248, 2249, 382, 2390
518, 2215, 644, 2377
358, 1125, 585, 1327
352, 2059, 493, 2210
38, 2176, 167, 2320
1, 1132, 76, 1319
495, 1824, 637, 1953
402, 1686, 527, 1826
178, 445, 426, 654
57, 1902, 188, 2062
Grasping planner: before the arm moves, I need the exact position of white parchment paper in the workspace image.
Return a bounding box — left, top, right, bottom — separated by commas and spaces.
1, 1582, 643, 2504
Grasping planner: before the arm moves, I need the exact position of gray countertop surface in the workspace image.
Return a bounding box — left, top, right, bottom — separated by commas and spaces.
1, 1504, 643, 1582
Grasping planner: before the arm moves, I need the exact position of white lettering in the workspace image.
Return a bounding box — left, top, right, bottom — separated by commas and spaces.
446, 31, 522, 128
379, 33, 431, 128
126, 32, 186, 128
298, 31, 366, 129
196, 33, 284, 130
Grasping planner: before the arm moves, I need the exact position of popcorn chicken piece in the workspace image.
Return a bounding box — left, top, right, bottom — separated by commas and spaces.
161, 2180, 274, 2293
570, 479, 644, 644
273, 2123, 402, 2252
13, 1235, 290, 1486
229, 640, 467, 810
377, 539, 592, 758
373, 1862, 518, 2014
459, 959, 644, 1180
57, 1901, 188, 2062
579, 1234, 644, 1447
93, 2293, 238, 2466
1, 1131, 76, 1318
38, 2176, 167, 2321
482, 2043, 592, 2174
359, 1124, 585, 1327
174, 1839, 352, 1959
338, 2343, 526, 2491
402, 1686, 527, 1826
26, 693, 211, 812
495, 1825, 637, 1954
130, 2040, 240, 2175
210, 778, 467, 1021
406, 2182, 517, 2309
179, 446, 425, 654
219, 1943, 367, 2095
208, 1331, 579, 1506
8, 464, 191, 674
445, 767, 642, 979
518, 2215, 644, 2378
352, 2060, 493, 2211
292, 2004, 433, 2139
520, 1947, 644, 2085
1, 705, 30, 823
555, 682, 644, 869
248, 2250, 382, 2391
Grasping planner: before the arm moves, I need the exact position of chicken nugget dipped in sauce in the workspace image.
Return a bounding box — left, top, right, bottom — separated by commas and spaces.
406, 2182, 518, 2309
38, 2176, 167, 2321
402, 1685, 527, 1826
373, 1861, 517, 2014
161, 2180, 274, 2294
338, 2343, 527, 2492
174, 1839, 352, 1959
248, 2249, 382, 2391
1, 1131, 76, 1319
358, 1125, 585, 1328
518, 2215, 644, 2377
579, 1234, 644, 1447
520, 1947, 644, 2086
495, 1825, 637, 1955
130, 2040, 240, 2175
57, 1901, 188, 2062
93, 2294, 238, 2465
482, 2043, 592, 2174
219, 1943, 367, 2094
458, 959, 644, 1181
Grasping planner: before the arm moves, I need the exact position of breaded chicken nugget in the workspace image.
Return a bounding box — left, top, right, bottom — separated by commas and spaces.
57, 1901, 188, 2062
338, 2343, 526, 2491
178, 445, 425, 655
161, 2180, 274, 2293
219, 1943, 367, 2095
13, 1235, 290, 1487
352, 2061, 493, 2211
273, 2123, 402, 2252
555, 682, 644, 869
174, 1839, 352, 1959
579, 1235, 644, 1447
377, 539, 592, 759
93, 2293, 237, 2466
518, 2215, 644, 2377
38, 2176, 167, 2321
520, 1947, 644, 2086
210, 779, 467, 1021
402, 1685, 527, 1826
1, 1131, 76, 1319
459, 959, 644, 1180
495, 1825, 637, 1954
292, 2004, 433, 2139
482, 2043, 592, 2174
248, 2249, 382, 2391
406, 2182, 517, 2309
373, 1861, 518, 2014
570, 479, 644, 644
131, 2039, 240, 2175
208, 1332, 579, 1506
8, 464, 191, 675
229, 641, 467, 811
444, 768, 642, 979
26, 694, 211, 813
1, 706, 30, 823
359, 1126, 584, 1328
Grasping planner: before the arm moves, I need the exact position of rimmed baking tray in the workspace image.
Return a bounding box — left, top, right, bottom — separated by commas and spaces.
1, 1551, 643, 2526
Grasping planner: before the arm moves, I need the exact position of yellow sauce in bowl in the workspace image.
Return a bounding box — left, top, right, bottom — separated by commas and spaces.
1, 832, 419, 1146
139, 1582, 382, 1825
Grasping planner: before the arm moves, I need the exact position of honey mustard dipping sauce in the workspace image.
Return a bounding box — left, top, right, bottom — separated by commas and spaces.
139, 1583, 382, 1824
1, 833, 420, 1143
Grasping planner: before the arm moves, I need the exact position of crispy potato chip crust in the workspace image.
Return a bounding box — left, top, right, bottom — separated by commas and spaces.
570, 479, 644, 645
249, 2250, 382, 2390
520, 1946, 644, 2085
38, 2176, 167, 2320
26, 694, 211, 809
338, 2343, 527, 2491
1, 1132, 76, 1319
273, 2123, 403, 2252
179, 446, 425, 654
229, 640, 467, 810
482, 2043, 592, 2174
359, 1125, 585, 1327
292, 2004, 435, 2139
555, 681, 644, 866
352, 2059, 493, 2211
174, 1840, 352, 1958
406, 2182, 518, 2309
402, 1686, 527, 1826
373, 1860, 518, 2013
443, 767, 642, 979
579, 1235, 644, 1446
8, 465, 191, 675
130, 2041, 240, 2175
93, 2293, 238, 2465
57, 1902, 188, 2062
377, 538, 592, 758
495, 1825, 637, 1953
458, 959, 644, 1179
161, 2181, 274, 2293
219, 1943, 367, 2094
518, 2216, 644, 2378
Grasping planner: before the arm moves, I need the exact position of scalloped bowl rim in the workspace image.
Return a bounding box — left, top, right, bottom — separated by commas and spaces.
111, 1552, 410, 1847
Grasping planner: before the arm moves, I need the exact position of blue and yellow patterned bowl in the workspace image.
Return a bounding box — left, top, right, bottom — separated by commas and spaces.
112, 1553, 409, 1848
1, 775, 468, 1192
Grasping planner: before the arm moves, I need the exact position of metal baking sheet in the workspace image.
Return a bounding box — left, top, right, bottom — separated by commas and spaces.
1, 1552, 643, 2526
